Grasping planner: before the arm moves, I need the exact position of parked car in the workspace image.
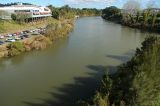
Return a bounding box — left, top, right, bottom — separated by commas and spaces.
0, 41, 4, 45
12, 33, 17, 36
20, 35, 25, 39
23, 30, 30, 34
0, 35, 4, 39
15, 37, 21, 40
6, 34, 12, 37
23, 34, 29, 38
25, 30, 30, 33
6, 38, 16, 42
40, 31, 45, 35
32, 32, 40, 35
15, 32, 20, 35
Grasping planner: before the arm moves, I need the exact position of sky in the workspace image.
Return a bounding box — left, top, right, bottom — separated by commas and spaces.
0, 0, 160, 9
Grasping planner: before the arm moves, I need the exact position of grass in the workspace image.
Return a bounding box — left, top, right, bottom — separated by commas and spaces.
0, 17, 58, 34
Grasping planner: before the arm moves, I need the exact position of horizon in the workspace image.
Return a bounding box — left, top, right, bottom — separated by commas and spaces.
0, 0, 160, 9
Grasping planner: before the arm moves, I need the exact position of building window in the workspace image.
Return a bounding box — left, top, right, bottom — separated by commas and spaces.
15, 10, 30, 12
33, 10, 39, 12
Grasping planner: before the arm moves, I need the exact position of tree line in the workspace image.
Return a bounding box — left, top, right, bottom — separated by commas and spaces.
102, 1, 160, 33
48, 5, 101, 20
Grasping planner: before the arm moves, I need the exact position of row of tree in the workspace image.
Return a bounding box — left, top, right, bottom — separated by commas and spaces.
48, 5, 101, 20
77, 36, 160, 106
102, 1, 160, 32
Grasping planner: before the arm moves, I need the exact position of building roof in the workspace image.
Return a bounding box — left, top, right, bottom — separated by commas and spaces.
0, 5, 46, 11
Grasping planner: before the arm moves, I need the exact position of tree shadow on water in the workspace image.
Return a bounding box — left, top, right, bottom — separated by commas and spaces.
106, 50, 135, 63
23, 65, 115, 106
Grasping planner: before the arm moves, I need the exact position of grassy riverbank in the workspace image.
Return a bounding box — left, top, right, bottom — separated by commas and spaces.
0, 18, 74, 58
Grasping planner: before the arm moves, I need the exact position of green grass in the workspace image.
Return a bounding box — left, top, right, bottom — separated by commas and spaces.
0, 17, 58, 34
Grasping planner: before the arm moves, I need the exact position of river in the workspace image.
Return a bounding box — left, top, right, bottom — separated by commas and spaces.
0, 17, 158, 106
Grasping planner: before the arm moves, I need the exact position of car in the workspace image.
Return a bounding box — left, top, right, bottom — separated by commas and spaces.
40, 31, 45, 35
23, 30, 29, 34
0, 41, 4, 45
0, 36, 4, 39
32, 32, 40, 35
29, 30, 33, 33
6, 38, 16, 42
25, 30, 30, 33
20, 35, 25, 39
20, 32, 24, 35
6, 39, 16, 42
6, 34, 12, 37
15, 37, 21, 40
12, 33, 17, 36
15, 32, 20, 35
23, 34, 29, 38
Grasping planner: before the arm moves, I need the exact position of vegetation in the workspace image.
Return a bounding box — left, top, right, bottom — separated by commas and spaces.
77, 36, 160, 106
102, 6, 122, 22
0, 18, 73, 58
102, 4, 160, 33
7, 41, 25, 56
48, 5, 101, 20
11, 13, 30, 24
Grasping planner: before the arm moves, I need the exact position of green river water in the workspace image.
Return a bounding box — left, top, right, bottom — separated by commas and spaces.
0, 17, 159, 106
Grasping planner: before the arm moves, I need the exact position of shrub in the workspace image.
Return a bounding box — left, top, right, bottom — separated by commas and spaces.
7, 41, 25, 56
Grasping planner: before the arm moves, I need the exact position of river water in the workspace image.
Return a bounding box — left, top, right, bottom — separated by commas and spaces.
0, 17, 157, 106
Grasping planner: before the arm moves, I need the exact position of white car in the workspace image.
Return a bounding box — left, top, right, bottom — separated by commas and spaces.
6, 38, 16, 42
15, 37, 21, 40
6, 34, 12, 37
0, 36, 4, 39
12, 34, 17, 36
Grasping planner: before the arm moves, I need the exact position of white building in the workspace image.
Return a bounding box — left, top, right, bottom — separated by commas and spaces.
0, 3, 52, 20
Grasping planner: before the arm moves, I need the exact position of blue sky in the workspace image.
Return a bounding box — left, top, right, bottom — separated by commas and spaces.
1, 0, 160, 9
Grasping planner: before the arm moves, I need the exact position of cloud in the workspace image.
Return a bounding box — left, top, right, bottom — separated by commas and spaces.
65, 0, 117, 4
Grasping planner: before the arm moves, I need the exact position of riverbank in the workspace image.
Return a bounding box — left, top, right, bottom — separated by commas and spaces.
0, 18, 74, 58
101, 6, 160, 34
102, 16, 160, 34
77, 36, 160, 106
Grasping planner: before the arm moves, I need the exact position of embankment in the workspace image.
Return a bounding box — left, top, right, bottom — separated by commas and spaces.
0, 19, 74, 58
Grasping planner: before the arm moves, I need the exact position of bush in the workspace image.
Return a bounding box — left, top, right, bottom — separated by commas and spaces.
7, 41, 25, 56
80, 36, 160, 106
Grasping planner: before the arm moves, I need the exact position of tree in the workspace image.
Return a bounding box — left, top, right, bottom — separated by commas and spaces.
122, 0, 141, 24
102, 6, 121, 22
7, 41, 25, 56
11, 13, 30, 24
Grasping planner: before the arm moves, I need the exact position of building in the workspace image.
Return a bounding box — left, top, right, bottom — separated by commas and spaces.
0, 2, 52, 20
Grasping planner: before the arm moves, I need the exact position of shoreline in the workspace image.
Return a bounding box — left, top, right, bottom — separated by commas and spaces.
0, 19, 74, 58
102, 16, 160, 34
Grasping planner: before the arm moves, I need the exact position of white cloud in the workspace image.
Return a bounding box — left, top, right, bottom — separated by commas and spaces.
65, 0, 116, 4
